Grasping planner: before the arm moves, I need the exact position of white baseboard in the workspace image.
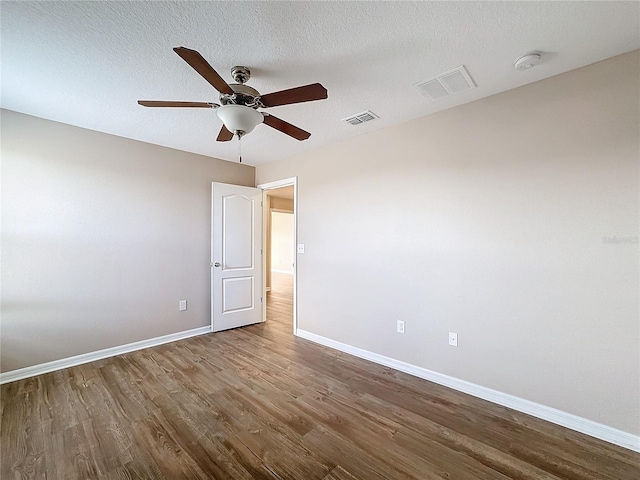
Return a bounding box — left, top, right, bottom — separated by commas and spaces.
296, 329, 640, 453
271, 269, 294, 275
0, 326, 212, 385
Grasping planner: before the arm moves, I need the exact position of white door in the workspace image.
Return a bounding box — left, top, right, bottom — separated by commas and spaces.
211, 182, 262, 332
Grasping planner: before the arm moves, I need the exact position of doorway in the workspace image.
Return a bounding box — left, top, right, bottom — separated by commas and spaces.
258, 178, 297, 334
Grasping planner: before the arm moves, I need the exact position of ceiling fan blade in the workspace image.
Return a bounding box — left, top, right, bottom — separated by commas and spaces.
173, 47, 234, 95
216, 125, 234, 142
138, 100, 216, 108
260, 83, 328, 108
262, 114, 311, 141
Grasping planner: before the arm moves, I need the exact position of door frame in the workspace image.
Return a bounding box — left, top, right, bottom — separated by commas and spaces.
257, 177, 298, 335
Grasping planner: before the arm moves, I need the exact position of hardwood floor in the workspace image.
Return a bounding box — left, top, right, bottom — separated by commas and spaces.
1, 273, 638, 479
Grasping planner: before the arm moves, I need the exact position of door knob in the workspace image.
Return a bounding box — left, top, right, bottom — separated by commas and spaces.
214, 262, 221, 267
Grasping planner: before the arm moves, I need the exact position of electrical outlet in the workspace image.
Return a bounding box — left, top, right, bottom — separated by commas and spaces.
449, 332, 458, 347
179, 300, 187, 311
297, 244, 305, 254
397, 320, 405, 334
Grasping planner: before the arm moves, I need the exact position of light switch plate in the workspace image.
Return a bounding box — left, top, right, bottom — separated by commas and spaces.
297, 244, 305, 254
449, 332, 458, 346
179, 300, 187, 311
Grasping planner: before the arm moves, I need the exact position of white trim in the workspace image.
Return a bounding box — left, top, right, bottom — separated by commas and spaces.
296, 329, 640, 453
258, 177, 297, 191
271, 269, 294, 275
0, 326, 211, 385
258, 177, 298, 335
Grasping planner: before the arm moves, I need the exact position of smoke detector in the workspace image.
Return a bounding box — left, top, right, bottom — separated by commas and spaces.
514, 52, 542, 71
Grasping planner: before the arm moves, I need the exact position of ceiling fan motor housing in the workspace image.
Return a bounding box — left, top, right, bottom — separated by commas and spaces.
220, 83, 261, 107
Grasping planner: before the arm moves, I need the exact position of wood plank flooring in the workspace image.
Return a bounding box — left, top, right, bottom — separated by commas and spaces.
1, 272, 638, 479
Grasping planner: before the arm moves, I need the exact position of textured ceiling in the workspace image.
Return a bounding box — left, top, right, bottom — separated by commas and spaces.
2, 1, 639, 166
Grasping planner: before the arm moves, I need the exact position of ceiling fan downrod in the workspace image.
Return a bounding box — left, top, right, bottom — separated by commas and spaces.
231, 66, 251, 84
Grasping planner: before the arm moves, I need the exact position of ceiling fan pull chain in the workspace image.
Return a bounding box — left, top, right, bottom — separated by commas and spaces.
238, 134, 242, 163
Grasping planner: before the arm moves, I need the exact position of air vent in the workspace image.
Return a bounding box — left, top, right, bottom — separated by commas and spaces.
342, 110, 378, 126
415, 66, 476, 102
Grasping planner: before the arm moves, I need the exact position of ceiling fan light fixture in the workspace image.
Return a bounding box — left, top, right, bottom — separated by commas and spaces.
215, 105, 263, 136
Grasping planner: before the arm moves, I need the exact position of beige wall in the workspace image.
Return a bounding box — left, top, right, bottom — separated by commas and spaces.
271, 211, 295, 274
1, 110, 254, 372
265, 194, 295, 289
270, 197, 294, 211
257, 51, 640, 435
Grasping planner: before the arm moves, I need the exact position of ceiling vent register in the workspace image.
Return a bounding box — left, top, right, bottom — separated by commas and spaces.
342, 110, 378, 126
415, 65, 476, 102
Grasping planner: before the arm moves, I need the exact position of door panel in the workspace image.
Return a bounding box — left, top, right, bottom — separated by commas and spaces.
222, 276, 254, 313
212, 183, 262, 332
222, 194, 253, 269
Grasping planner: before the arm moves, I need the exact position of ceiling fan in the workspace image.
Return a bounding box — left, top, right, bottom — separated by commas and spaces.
138, 47, 328, 146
